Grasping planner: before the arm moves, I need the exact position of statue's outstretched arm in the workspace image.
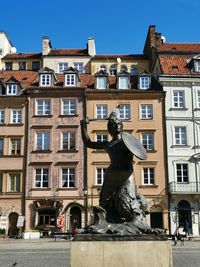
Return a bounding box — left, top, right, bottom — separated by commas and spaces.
80, 118, 106, 149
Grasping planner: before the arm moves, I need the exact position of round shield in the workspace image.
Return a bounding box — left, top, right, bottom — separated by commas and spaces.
122, 132, 147, 160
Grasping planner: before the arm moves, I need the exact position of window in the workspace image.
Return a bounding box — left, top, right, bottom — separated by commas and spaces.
119, 104, 130, 120
143, 168, 155, 185
65, 74, 76, 86
100, 65, 107, 72
58, 63, 68, 73
62, 132, 76, 150
0, 139, 3, 156
8, 174, 21, 192
36, 131, 50, 150
140, 104, 153, 120
141, 133, 154, 150
0, 110, 5, 123
176, 164, 188, 183
10, 139, 21, 155
62, 99, 76, 115
73, 63, 83, 73
32, 61, 40, 70
118, 77, 129, 89
130, 65, 138, 75
36, 99, 51, 116
96, 104, 108, 119
96, 77, 107, 89
40, 74, 51, 86
38, 212, 56, 226
173, 91, 185, 108
96, 133, 108, 142
35, 168, 49, 188
0, 174, 2, 192
6, 84, 17, 95
197, 91, 200, 108
5, 62, 12, 70
139, 76, 150, 89
11, 110, 22, 123
19, 62, 26, 70
195, 61, 200, 72
174, 127, 187, 145
61, 168, 75, 188
96, 168, 107, 185
109, 65, 117, 76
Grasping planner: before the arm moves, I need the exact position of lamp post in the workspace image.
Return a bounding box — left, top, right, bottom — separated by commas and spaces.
83, 189, 88, 227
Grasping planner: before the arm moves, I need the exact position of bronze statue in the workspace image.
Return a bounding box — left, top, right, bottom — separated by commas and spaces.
81, 108, 155, 234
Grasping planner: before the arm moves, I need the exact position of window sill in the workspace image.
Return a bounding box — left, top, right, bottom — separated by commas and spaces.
31, 150, 52, 153
92, 150, 106, 153
171, 145, 190, 148
169, 108, 188, 111
32, 115, 53, 118
56, 187, 77, 191
7, 123, 23, 126
57, 150, 78, 153
5, 192, 22, 195
30, 188, 51, 191
138, 185, 158, 188
0, 155, 23, 158
59, 115, 78, 118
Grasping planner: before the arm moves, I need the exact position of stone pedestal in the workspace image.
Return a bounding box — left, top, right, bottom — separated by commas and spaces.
70, 235, 173, 267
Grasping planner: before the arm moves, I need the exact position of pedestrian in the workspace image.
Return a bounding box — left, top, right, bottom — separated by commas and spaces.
72, 226, 78, 237
173, 226, 180, 246
183, 220, 189, 239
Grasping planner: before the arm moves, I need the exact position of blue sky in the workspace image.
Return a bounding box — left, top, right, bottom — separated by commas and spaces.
1, 0, 200, 54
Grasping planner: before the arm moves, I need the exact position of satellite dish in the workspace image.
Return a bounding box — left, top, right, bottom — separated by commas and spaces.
117, 57, 121, 64
11, 47, 17, 54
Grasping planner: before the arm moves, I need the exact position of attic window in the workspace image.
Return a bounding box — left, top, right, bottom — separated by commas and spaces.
6, 84, 17, 95
96, 77, 107, 89
195, 61, 200, 72
139, 76, 150, 90
40, 74, 52, 86
65, 74, 76, 86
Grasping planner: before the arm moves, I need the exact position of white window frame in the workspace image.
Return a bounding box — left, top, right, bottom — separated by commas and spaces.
65, 74, 76, 86
96, 104, 108, 119
40, 74, 51, 86
11, 109, 22, 124
10, 138, 21, 155
195, 61, 200, 72
73, 63, 83, 73
35, 131, 50, 151
140, 104, 153, 120
119, 104, 131, 120
96, 168, 107, 185
58, 63, 68, 73
139, 76, 150, 89
141, 133, 154, 151
61, 168, 75, 188
176, 163, 189, 183
8, 173, 21, 192
35, 168, 49, 188
174, 126, 187, 146
172, 90, 185, 108
118, 76, 129, 89
96, 77, 107, 89
0, 110, 5, 124
62, 99, 76, 115
62, 131, 76, 150
197, 91, 200, 108
36, 99, 51, 116
96, 133, 108, 143
143, 167, 155, 185
6, 84, 17, 95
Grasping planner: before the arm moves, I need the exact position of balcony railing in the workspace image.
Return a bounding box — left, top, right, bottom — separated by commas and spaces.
169, 182, 200, 193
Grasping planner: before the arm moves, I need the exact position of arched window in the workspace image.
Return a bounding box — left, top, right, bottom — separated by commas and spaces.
99, 65, 107, 72
109, 64, 117, 76
130, 65, 138, 75
120, 65, 127, 72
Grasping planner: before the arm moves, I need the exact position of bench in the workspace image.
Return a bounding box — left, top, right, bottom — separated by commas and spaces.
53, 232, 72, 241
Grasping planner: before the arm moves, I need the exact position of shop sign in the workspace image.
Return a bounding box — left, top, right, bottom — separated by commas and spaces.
57, 215, 64, 228
17, 215, 25, 228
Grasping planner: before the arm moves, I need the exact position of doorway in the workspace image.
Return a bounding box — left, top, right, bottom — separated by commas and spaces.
70, 206, 81, 229
177, 200, 192, 231
8, 212, 19, 237
150, 206, 163, 229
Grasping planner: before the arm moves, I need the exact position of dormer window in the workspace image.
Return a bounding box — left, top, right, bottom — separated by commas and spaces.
194, 61, 200, 72
139, 75, 151, 90
97, 77, 107, 89
117, 70, 130, 89
6, 84, 17, 95
41, 74, 51, 86
65, 74, 76, 86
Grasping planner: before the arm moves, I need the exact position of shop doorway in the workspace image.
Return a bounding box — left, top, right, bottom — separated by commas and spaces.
70, 206, 81, 229
150, 206, 163, 229
8, 212, 19, 237
177, 200, 192, 231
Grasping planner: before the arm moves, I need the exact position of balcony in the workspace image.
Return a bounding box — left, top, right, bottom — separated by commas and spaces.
169, 182, 200, 193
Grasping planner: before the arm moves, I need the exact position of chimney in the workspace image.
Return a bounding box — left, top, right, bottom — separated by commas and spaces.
42, 36, 52, 55
88, 37, 96, 57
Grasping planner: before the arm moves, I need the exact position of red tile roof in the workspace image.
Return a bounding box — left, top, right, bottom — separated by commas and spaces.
3, 53, 42, 59
47, 49, 89, 56
158, 55, 196, 75
156, 43, 200, 53
0, 71, 38, 87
